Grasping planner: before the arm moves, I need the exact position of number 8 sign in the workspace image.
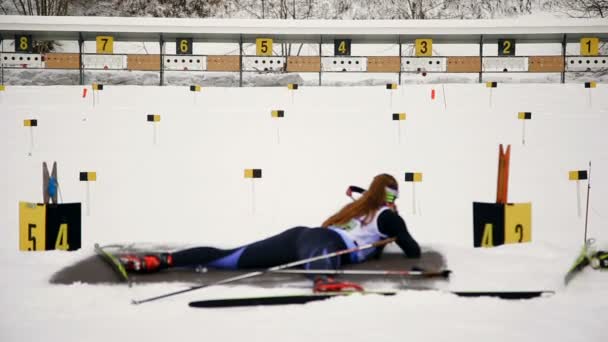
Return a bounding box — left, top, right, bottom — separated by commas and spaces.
15, 35, 32, 53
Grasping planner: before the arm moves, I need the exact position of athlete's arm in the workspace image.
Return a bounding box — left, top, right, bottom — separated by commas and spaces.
377, 210, 421, 258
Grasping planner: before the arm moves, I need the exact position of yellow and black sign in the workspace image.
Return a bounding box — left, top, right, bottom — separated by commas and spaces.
498, 39, 516, 56
190, 85, 201, 92
271, 110, 284, 118
147, 114, 161, 122
0, 85, 5, 91
79, 172, 97, 181
287, 83, 299, 90
19, 202, 45, 251
580, 37, 599, 56
569, 170, 588, 181
504, 203, 532, 244
334, 39, 351, 56
256, 38, 273, 56
404, 172, 423, 182
92, 83, 104, 91
24, 119, 37, 127
518, 112, 532, 120
244, 169, 262, 178
392, 113, 406, 121
473, 202, 532, 247
177, 38, 193, 55
486, 81, 497, 88
19, 202, 81, 251
386, 83, 398, 90
96, 36, 114, 54
585, 82, 597, 89
15, 34, 33, 53
415, 38, 433, 57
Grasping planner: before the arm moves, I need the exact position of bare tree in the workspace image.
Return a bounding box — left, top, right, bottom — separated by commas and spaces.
10, 0, 71, 15
554, 0, 607, 17
112, 0, 222, 18
376, 0, 459, 19
228, 0, 317, 19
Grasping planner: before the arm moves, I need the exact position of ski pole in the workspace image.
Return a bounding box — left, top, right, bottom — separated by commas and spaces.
583, 161, 591, 244
131, 237, 396, 305
272, 268, 451, 278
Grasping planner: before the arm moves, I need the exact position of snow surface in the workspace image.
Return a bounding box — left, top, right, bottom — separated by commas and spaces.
0, 82, 607, 341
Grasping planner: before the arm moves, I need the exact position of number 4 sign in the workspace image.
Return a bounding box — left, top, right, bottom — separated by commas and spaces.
334, 39, 351, 56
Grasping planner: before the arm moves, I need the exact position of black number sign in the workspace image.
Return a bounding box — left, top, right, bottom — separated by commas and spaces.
498, 39, 516, 56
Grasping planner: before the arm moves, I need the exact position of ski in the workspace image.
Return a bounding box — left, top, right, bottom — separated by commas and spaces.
189, 291, 396, 308
94, 243, 130, 284
451, 290, 554, 299
564, 242, 591, 285
272, 268, 451, 278
188, 289, 555, 308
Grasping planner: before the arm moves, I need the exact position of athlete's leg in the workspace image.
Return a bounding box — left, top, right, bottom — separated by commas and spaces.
236, 227, 309, 268
171, 246, 241, 268
295, 228, 348, 270
171, 226, 310, 270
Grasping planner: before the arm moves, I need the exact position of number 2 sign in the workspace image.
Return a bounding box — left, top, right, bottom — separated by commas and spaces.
498, 39, 516, 56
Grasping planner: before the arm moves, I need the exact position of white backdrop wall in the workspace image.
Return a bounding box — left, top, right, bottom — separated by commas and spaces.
0, 83, 606, 253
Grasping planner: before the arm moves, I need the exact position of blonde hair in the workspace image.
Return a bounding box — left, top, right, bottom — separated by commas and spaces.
322, 174, 398, 227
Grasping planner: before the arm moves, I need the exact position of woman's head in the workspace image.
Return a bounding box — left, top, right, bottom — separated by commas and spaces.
365, 173, 399, 207
322, 173, 399, 228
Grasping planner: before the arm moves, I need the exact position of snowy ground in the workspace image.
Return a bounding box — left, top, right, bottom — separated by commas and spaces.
0, 83, 607, 341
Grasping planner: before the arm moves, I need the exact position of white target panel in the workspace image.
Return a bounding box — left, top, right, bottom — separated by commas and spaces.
164, 55, 206, 71
482, 57, 529, 72
0, 53, 44, 68
565, 56, 608, 72
243, 57, 286, 72
401, 57, 446, 72
82, 54, 127, 70
322, 57, 367, 72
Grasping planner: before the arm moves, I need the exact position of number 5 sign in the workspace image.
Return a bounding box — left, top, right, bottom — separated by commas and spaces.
96, 36, 114, 54
256, 38, 273, 56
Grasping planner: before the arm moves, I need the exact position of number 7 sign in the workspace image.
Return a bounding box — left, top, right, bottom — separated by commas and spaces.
96, 36, 114, 54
